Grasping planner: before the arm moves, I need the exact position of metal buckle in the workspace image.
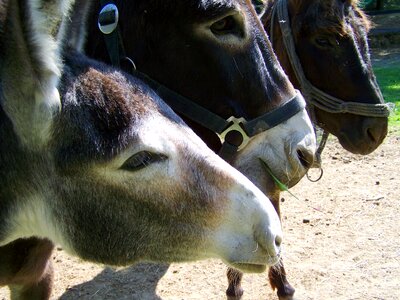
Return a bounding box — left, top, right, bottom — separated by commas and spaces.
98, 4, 119, 35
217, 117, 251, 151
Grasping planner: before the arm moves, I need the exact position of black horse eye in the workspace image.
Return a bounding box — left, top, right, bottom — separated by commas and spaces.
315, 37, 332, 48
210, 16, 238, 35
121, 151, 167, 171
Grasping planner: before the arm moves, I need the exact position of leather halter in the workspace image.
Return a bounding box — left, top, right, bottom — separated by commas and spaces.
98, 1, 306, 162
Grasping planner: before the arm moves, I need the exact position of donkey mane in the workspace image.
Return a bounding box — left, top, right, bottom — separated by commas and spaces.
0, 1, 5, 67
0, 1, 5, 30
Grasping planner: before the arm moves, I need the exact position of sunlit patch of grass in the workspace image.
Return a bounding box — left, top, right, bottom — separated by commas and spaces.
373, 66, 400, 129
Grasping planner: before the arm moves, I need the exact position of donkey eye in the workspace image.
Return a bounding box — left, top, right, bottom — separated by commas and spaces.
210, 15, 238, 35
315, 37, 332, 48
121, 151, 167, 171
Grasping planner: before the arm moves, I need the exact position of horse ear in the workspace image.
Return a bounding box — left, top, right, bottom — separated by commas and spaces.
0, 0, 74, 147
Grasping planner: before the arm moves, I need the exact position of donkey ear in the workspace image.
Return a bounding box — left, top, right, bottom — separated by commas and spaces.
64, 0, 94, 51
0, 0, 74, 147
251, 0, 268, 16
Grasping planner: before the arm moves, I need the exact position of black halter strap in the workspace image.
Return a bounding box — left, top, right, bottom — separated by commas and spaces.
97, 1, 306, 162
98, 1, 126, 68
134, 70, 306, 161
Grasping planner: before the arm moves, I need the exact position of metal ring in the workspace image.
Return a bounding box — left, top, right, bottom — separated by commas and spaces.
306, 167, 324, 182
98, 4, 119, 35
217, 117, 250, 151
121, 56, 137, 72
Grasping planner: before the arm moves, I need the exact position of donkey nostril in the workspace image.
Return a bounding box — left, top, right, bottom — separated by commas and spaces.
296, 148, 314, 169
275, 234, 282, 248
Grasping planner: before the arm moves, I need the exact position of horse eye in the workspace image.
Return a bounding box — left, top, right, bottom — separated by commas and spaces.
121, 151, 167, 171
315, 37, 332, 48
210, 16, 238, 35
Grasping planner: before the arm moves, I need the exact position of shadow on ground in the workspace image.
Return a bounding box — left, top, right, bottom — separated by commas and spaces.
59, 263, 169, 300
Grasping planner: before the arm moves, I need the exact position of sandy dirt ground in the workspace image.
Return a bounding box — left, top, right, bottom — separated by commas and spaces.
1, 51, 399, 300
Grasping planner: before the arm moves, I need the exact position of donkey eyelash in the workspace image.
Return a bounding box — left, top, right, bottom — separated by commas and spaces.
121, 151, 167, 171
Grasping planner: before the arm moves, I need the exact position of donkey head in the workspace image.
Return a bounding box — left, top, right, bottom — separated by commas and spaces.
76, 0, 316, 194
0, 0, 282, 272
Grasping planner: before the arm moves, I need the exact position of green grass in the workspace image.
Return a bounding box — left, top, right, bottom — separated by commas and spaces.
373, 65, 400, 130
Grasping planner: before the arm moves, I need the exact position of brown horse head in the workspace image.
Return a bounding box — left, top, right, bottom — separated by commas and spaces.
72, 0, 316, 193
264, 0, 388, 155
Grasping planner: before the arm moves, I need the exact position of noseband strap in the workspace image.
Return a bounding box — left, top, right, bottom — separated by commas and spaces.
271, 0, 391, 118
98, 0, 305, 162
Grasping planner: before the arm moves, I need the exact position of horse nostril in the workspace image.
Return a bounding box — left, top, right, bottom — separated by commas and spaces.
296, 148, 314, 169
366, 128, 377, 143
275, 234, 282, 248
363, 118, 388, 146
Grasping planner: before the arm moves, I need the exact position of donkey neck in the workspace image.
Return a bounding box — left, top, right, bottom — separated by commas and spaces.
0, 112, 61, 247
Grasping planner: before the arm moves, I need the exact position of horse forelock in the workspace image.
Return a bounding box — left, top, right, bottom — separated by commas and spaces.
291, 0, 370, 38
351, 4, 372, 32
